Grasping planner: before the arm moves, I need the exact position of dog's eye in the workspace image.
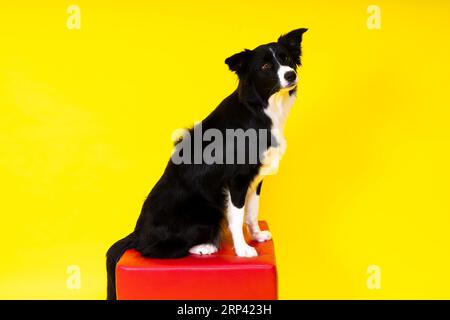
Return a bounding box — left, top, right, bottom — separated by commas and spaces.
261, 63, 273, 70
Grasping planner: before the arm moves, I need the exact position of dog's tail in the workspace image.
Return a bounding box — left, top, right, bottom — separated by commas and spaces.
136, 236, 193, 259
106, 232, 136, 300
106, 232, 192, 300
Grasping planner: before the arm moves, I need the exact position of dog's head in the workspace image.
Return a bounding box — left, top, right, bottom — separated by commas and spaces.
225, 28, 307, 104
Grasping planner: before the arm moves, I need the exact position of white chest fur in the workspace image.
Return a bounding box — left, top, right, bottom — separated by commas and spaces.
257, 90, 296, 179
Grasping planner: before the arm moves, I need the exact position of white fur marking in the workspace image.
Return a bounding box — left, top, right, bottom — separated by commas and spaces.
258, 89, 296, 178
189, 243, 218, 255
278, 65, 297, 88
253, 230, 272, 242
269, 47, 297, 89
226, 191, 258, 257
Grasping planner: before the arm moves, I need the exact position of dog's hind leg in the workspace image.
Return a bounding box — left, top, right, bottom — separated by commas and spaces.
189, 243, 218, 255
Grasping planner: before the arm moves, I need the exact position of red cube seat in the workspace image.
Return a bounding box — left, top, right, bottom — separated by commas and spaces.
116, 221, 277, 300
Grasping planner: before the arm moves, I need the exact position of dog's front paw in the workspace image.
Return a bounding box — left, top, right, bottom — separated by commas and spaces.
235, 244, 258, 257
252, 230, 272, 242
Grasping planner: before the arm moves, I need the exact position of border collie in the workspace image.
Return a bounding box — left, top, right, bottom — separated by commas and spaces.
106, 28, 308, 300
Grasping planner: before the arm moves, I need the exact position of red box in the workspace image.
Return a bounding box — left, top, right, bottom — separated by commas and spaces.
116, 221, 277, 300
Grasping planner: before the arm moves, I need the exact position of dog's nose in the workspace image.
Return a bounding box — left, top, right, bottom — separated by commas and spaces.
284, 71, 297, 83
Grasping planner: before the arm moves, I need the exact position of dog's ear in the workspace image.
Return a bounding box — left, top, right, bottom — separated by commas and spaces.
225, 49, 253, 75
278, 28, 308, 65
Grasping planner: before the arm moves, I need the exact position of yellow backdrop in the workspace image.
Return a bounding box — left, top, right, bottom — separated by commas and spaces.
1, 0, 450, 299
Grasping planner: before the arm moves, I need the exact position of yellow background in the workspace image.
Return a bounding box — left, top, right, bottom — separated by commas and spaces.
1, 0, 450, 299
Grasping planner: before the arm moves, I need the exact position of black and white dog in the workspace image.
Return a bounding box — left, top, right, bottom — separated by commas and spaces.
106, 28, 307, 299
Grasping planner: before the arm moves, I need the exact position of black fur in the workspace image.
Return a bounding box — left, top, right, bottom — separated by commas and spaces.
106, 28, 307, 300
